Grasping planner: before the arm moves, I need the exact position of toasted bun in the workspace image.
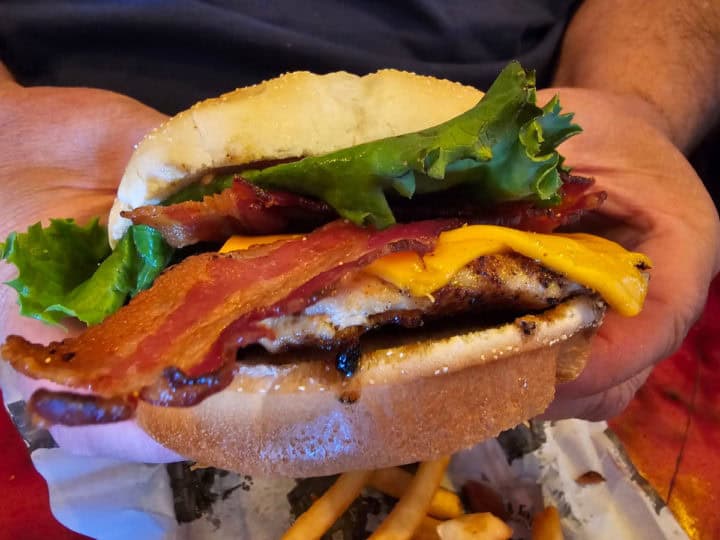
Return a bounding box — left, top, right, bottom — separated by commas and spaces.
109, 70, 483, 245
136, 295, 604, 477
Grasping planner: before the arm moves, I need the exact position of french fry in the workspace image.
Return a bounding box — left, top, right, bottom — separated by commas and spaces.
436, 513, 513, 540
369, 457, 451, 540
412, 516, 442, 540
281, 470, 371, 540
370, 466, 464, 519
531, 506, 563, 540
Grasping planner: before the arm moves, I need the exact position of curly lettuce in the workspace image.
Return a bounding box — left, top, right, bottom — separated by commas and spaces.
1, 220, 172, 325
167, 62, 581, 227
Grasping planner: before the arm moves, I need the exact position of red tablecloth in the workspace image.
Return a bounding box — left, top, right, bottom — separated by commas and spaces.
610, 276, 720, 540
0, 388, 89, 540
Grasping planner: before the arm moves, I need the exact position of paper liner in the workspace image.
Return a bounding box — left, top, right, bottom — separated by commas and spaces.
10, 416, 689, 539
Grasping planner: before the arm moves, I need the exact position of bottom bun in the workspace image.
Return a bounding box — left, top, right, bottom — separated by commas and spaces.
136, 295, 604, 477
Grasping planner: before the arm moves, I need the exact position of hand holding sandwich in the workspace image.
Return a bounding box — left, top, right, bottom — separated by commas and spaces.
0, 64, 717, 463
2, 0, 720, 467
0, 73, 181, 462
535, 88, 719, 420
544, 0, 720, 419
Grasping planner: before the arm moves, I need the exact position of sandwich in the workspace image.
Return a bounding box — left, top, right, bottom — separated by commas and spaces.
0, 62, 650, 477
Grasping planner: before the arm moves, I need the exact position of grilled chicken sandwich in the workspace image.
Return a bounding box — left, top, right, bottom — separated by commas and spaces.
0, 62, 650, 476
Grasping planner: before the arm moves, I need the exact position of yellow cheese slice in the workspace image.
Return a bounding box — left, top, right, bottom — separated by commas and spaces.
221, 234, 301, 251
221, 225, 651, 316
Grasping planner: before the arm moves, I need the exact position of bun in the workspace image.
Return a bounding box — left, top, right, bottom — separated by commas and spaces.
109, 70, 483, 245
111, 69, 609, 477
136, 295, 604, 477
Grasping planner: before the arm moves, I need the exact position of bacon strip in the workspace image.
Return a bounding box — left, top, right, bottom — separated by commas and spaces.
485, 175, 606, 233
124, 174, 602, 249
122, 178, 335, 248
392, 173, 604, 232
29, 390, 137, 426
2, 219, 455, 424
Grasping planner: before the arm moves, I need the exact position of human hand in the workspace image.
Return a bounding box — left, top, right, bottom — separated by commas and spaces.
0, 77, 182, 461
536, 88, 720, 420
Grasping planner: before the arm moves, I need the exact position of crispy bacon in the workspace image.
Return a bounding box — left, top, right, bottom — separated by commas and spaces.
124, 174, 602, 249
484, 174, 606, 233
2, 219, 455, 424
122, 178, 335, 248
392, 173, 605, 232
29, 390, 137, 426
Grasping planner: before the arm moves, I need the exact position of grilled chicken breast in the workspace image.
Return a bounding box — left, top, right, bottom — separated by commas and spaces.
257, 253, 588, 353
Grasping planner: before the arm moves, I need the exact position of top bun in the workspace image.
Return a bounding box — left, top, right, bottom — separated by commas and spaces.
109, 70, 483, 245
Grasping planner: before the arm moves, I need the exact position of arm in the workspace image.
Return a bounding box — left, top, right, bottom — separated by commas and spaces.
554, 0, 720, 152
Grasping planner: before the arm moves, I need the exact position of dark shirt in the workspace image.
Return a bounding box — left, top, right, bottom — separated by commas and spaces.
0, 0, 579, 114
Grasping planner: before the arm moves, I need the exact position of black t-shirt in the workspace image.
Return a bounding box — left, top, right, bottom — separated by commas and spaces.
0, 0, 579, 114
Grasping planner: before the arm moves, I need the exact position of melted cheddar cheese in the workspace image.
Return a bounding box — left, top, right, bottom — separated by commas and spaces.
221, 234, 301, 252
220, 225, 651, 316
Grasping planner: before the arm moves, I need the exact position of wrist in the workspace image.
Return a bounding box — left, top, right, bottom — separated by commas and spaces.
553, 69, 691, 153
539, 87, 678, 151
596, 92, 677, 147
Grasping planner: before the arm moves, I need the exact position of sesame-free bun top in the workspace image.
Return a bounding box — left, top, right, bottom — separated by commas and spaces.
108, 70, 483, 245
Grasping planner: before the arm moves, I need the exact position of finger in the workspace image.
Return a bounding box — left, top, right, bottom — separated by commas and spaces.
1, 87, 167, 240
561, 181, 715, 398
541, 365, 653, 421
561, 292, 697, 399
1, 176, 116, 241
562, 223, 710, 398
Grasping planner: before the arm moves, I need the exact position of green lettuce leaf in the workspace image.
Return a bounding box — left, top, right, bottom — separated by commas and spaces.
1, 220, 172, 326
165, 62, 582, 227
239, 61, 581, 228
